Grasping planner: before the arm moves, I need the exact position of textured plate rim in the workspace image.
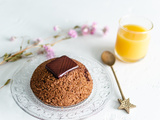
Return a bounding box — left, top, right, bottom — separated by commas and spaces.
10, 53, 113, 120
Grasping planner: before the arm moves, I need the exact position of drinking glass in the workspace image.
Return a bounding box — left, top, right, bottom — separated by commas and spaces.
115, 15, 153, 62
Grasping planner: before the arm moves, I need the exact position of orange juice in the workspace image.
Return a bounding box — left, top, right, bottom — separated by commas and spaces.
115, 24, 150, 62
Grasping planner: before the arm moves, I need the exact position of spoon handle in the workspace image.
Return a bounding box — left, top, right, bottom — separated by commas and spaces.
111, 66, 125, 100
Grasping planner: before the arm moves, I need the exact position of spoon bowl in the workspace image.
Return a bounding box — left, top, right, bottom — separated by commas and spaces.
101, 51, 116, 66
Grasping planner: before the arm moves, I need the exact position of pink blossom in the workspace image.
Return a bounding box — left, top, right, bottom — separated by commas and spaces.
43, 45, 55, 59
34, 38, 43, 44
92, 22, 97, 27
90, 22, 97, 34
10, 36, 16, 41
53, 26, 59, 31
68, 29, 78, 38
43, 45, 49, 51
103, 26, 109, 35
46, 49, 54, 59
81, 25, 90, 35
90, 27, 96, 34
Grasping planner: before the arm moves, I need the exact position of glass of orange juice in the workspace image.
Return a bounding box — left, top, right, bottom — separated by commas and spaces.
115, 15, 153, 62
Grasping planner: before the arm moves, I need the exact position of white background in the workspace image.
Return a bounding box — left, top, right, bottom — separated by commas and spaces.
0, 0, 160, 120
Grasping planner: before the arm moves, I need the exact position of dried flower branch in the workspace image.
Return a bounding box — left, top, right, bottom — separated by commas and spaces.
27, 40, 30, 44
0, 43, 37, 65
10, 36, 16, 41
0, 23, 108, 66
103, 26, 109, 36
24, 52, 33, 56
0, 79, 11, 89
74, 25, 80, 29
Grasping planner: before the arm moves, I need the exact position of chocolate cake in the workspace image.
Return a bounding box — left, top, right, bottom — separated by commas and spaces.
30, 56, 93, 107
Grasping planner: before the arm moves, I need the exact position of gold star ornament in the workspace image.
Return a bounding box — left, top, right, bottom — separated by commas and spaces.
118, 98, 136, 114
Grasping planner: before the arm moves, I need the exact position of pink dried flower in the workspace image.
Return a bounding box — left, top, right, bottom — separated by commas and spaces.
43, 45, 49, 51
68, 29, 78, 38
103, 26, 109, 35
90, 22, 97, 35
46, 49, 54, 59
43, 45, 55, 59
10, 36, 16, 41
90, 27, 96, 34
81, 25, 90, 35
53, 26, 60, 31
34, 38, 43, 44
92, 22, 97, 27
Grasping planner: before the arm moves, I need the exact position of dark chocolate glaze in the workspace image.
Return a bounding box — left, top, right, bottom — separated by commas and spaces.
45, 56, 78, 78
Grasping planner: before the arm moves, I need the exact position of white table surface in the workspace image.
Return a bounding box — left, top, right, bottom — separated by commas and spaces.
0, 0, 160, 120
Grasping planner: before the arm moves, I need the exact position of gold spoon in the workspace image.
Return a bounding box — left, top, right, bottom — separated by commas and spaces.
101, 51, 136, 114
